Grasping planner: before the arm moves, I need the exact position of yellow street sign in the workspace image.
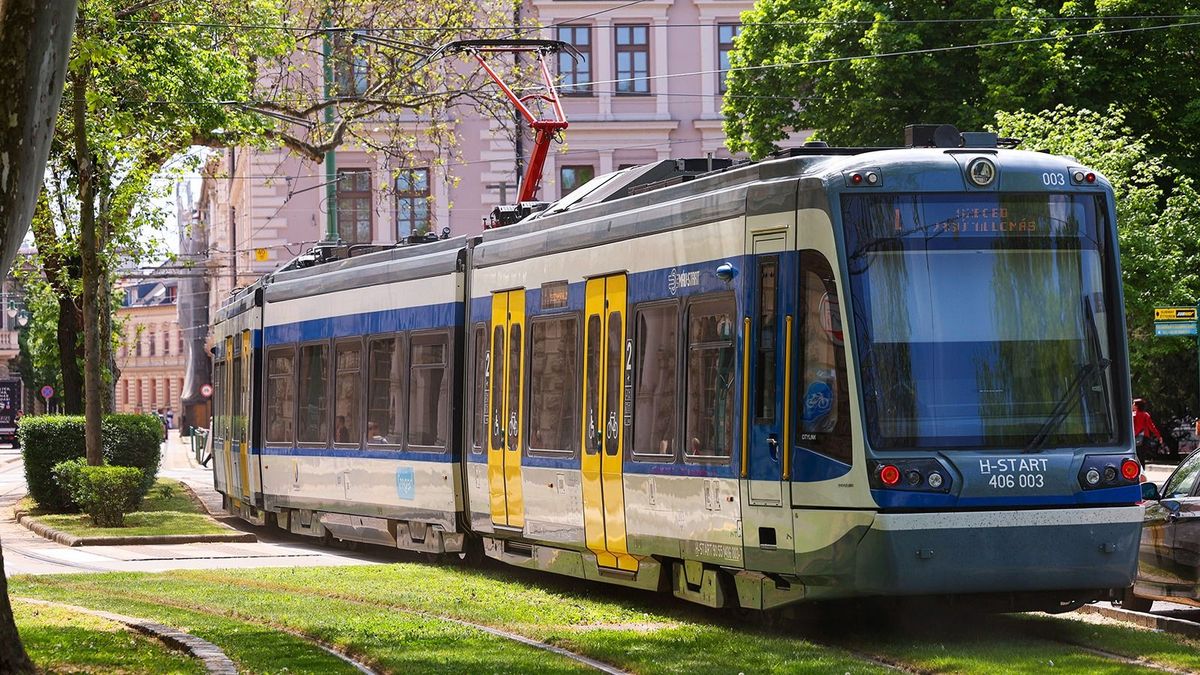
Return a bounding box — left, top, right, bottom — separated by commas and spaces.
254, 248, 270, 262
1155, 307, 1197, 321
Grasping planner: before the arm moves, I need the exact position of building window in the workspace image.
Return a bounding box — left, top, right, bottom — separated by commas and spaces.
163, 329, 170, 355
556, 25, 592, 95
333, 30, 369, 97
178, 331, 184, 356
560, 165, 595, 197
717, 23, 742, 94
337, 169, 373, 244
615, 24, 650, 95
396, 168, 431, 238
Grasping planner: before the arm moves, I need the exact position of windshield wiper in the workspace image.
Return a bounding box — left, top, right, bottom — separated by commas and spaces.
1023, 358, 1110, 454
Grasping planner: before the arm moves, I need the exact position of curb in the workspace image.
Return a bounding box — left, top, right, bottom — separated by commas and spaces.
13, 597, 237, 674
13, 509, 257, 547
1077, 603, 1200, 638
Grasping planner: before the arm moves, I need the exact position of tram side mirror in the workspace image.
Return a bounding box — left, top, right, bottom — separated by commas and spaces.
1141, 482, 1161, 502
716, 262, 738, 284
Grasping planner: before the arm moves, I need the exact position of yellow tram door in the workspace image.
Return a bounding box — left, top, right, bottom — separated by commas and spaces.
582, 274, 638, 573
238, 330, 252, 501
488, 289, 526, 528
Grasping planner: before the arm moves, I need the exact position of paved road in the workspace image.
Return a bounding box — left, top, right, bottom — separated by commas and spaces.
0, 431, 383, 576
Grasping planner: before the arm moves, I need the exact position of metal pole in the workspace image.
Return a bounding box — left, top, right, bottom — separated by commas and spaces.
322, 10, 338, 242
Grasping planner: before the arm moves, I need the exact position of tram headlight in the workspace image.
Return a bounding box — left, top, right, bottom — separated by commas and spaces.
1085, 468, 1101, 486
879, 464, 901, 486
905, 469, 922, 486
1121, 458, 1141, 481
1103, 465, 1118, 483
870, 459, 952, 492
927, 472, 944, 489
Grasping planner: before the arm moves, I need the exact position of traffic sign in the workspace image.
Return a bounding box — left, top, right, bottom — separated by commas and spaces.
200, 383, 213, 398
39, 385, 53, 400
1156, 321, 1198, 337
1155, 306, 1197, 321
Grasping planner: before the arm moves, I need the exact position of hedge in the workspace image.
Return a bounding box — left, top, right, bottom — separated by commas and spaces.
53, 459, 144, 527
20, 414, 163, 512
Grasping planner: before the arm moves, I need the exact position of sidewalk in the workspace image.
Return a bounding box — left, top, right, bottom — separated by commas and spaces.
1, 430, 384, 576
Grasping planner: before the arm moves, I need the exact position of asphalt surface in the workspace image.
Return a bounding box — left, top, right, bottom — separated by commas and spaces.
0, 431, 382, 576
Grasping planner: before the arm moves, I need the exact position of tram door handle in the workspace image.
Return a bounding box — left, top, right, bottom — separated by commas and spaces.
767, 434, 779, 462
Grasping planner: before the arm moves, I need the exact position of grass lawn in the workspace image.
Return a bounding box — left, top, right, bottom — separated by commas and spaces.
19, 478, 232, 538
13, 562, 1199, 673
13, 599, 204, 674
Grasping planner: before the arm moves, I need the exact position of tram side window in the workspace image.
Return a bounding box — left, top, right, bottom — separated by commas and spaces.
297, 343, 330, 444
231, 346, 243, 443
797, 250, 852, 465
212, 360, 225, 440
408, 332, 449, 449
490, 326, 505, 450
528, 316, 578, 454
754, 256, 779, 421
367, 335, 405, 445
265, 348, 295, 444
471, 324, 487, 454
685, 294, 736, 460
334, 341, 361, 445
632, 303, 679, 459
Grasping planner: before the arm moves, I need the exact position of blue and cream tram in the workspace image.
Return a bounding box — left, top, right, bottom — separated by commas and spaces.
210, 125, 1142, 611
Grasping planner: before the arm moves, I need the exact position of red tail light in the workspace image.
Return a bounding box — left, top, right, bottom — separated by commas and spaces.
880, 464, 901, 486
1121, 458, 1140, 481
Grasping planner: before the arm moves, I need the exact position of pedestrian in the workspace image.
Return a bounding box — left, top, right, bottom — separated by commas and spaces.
156, 407, 168, 442
13, 410, 21, 449
1133, 398, 1165, 465
165, 406, 175, 430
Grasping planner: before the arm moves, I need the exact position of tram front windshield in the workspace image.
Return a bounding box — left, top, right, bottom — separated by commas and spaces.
842, 192, 1118, 450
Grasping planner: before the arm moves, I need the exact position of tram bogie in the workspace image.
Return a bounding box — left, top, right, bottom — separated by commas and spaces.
210, 126, 1142, 611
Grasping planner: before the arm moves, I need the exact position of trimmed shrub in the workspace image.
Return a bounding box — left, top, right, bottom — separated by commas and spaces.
21, 414, 163, 512
53, 461, 143, 527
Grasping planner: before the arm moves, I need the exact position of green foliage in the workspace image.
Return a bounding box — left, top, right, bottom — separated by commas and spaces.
723, 0, 1200, 168
52, 461, 143, 527
994, 106, 1200, 427
20, 414, 163, 512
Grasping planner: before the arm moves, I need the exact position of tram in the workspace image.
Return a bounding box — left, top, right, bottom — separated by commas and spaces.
210, 125, 1143, 611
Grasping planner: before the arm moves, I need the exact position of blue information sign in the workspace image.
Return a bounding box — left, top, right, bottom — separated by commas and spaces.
1155, 321, 1198, 337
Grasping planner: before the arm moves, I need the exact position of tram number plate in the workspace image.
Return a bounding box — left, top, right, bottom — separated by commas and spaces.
979, 458, 1047, 490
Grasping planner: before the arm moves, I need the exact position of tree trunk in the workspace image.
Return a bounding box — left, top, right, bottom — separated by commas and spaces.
0, 0, 80, 669
56, 294, 85, 414
73, 52, 103, 466
98, 268, 114, 413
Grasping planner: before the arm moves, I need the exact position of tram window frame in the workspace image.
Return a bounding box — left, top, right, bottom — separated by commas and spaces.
264, 345, 297, 446
332, 338, 364, 447
526, 312, 581, 458
366, 333, 407, 448
296, 340, 331, 446
231, 340, 244, 444
630, 300, 681, 463
470, 322, 488, 455
794, 250, 852, 466
407, 330, 451, 452
683, 291, 738, 464
212, 359, 225, 443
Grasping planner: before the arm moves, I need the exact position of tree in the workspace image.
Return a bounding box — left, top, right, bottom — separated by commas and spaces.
723, 0, 1200, 169
994, 106, 1200, 433
0, 0, 78, 669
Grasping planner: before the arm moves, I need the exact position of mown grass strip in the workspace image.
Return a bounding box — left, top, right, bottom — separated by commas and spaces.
147, 564, 888, 674
13, 598, 205, 674
11, 573, 594, 674
18, 479, 232, 537
1015, 613, 1200, 673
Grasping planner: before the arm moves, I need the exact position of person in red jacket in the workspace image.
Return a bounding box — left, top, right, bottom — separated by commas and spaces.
1133, 398, 1164, 464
